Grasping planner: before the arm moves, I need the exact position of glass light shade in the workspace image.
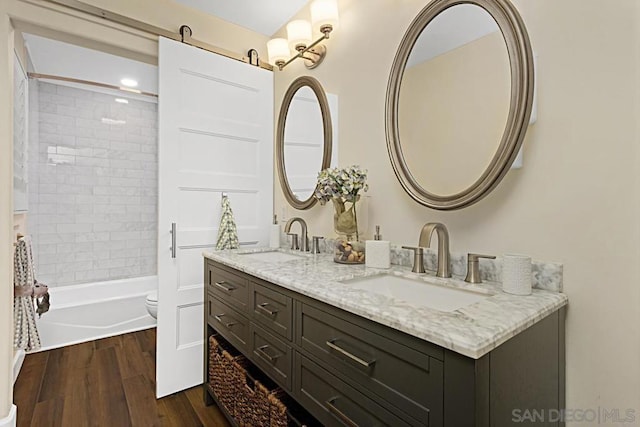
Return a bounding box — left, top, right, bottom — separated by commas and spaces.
287, 20, 312, 50
311, 0, 339, 33
267, 38, 290, 66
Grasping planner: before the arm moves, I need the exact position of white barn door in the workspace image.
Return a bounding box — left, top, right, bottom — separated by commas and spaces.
157, 37, 273, 397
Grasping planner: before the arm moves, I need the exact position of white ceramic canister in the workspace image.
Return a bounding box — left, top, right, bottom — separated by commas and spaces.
502, 254, 532, 295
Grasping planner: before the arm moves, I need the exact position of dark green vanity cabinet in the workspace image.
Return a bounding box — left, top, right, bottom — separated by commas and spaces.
204, 260, 565, 427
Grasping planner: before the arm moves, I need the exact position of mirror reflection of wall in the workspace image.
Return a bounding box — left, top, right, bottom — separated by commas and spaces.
399, 5, 510, 196
283, 86, 338, 202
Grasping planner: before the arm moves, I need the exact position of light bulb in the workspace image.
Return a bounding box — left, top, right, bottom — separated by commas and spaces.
311, 0, 339, 35
287, 20, 312, 51
267, 38, 290, 67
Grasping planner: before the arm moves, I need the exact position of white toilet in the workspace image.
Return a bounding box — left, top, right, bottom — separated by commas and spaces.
145, 291, 158, 319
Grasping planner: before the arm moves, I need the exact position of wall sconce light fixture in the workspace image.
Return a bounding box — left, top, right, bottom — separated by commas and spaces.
267, 0, 339, 71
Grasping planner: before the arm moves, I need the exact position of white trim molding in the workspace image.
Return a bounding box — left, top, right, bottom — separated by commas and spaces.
0, 405, 16, 427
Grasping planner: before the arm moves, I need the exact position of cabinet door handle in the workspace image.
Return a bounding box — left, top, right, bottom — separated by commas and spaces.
256, 344, 281, 363
214, 313, 236, 328
214, 281, 235, 292
325, 397, 359, 427
257, 302, 278, 316
326, 340, 376, 368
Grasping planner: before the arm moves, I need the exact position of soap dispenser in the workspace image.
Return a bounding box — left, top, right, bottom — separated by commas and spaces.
365, 226, 391, 269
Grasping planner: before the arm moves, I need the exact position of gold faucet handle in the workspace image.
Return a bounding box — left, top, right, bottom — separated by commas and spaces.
468, 253, 496, 262
465, 253, 496, 284
311, 236, 324, 254
402, 245, 427, 274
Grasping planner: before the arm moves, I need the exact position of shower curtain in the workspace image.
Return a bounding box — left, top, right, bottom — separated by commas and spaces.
13, 236, 42, 352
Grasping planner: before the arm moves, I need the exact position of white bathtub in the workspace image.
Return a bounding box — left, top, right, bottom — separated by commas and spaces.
34, 276, 157, 352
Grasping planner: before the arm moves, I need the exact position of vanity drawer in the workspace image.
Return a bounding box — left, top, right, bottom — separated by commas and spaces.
297, 303, 442, 425
250, 281, 293, 340
208, 263, 250, 314
295, 353, 414, 427
207, 294, 250, 354
250, 323, 293, 391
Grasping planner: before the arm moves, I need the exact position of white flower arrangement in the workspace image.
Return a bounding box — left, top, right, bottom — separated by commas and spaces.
314, 165, 369, 204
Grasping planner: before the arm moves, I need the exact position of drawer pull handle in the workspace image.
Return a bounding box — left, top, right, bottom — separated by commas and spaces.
214, 281, 235, 292
257, 302, 279, 316
325, 397, 359, 427
256, 345, 281, 362
326, 340, 376, 368
214, 314, 236, 328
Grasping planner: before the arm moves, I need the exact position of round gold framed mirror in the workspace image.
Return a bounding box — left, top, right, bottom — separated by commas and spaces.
277, 76, 333, 210
385, 0, 534, 210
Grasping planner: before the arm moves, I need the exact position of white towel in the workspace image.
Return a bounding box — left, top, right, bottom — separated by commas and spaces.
216, 195, 239, 250
13, 236, 42, 352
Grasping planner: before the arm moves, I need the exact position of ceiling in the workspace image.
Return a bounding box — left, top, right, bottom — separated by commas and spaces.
23, 33, 158, 98
175, 0, 310, 36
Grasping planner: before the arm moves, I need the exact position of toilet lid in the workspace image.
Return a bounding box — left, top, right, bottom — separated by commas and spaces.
146, 291, 158, 303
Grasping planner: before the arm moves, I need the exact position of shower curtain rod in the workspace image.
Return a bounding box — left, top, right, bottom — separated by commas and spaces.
27, 72, 158, 98
44, 0, 273, 71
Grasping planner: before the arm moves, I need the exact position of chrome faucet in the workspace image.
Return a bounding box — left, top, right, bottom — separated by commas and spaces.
284, 217, 309, 252
418, 222, 451, 278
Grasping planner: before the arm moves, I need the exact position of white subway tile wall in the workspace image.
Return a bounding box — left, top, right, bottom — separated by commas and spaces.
28, 82, 158, 287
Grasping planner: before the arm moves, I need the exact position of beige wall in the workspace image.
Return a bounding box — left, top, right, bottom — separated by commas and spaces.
274, 0, 640, 418
13, 29, 25, 69
0, 7, 14, 420
0, 0, 269, 420
400, 31, 510, 196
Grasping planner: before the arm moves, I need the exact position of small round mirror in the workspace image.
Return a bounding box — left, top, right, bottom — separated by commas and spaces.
277, 76, 332, 210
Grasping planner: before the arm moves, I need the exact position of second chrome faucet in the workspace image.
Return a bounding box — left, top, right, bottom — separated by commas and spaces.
404, 222, 451, 278
284, 217, 309, 252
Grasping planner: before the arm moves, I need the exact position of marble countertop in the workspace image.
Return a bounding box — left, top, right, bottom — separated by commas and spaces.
203, 248, 568, 359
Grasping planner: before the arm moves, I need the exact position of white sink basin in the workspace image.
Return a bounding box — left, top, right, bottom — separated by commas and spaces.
239, 251, 305, 263
340, 274, 490, 312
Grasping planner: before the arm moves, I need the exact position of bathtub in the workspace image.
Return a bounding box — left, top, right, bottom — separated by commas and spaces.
34, 276, 157, 352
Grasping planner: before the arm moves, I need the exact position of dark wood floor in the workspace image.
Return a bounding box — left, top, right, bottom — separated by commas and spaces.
14, 328, 231, 426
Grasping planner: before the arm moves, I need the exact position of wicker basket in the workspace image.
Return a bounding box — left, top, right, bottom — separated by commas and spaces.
208, 334, 307, 426
208, 335, 247, 416
268, 389, 290, 427
235, 376, 269, 426
232, 363, 291, 426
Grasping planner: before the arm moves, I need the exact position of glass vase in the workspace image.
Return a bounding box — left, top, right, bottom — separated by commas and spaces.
332, 198, 359, 241
332, 198, 365, 264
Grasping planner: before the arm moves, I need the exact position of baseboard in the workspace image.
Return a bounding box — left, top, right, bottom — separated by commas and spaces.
13, 350, 25, 384
0, 405, 16, 427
